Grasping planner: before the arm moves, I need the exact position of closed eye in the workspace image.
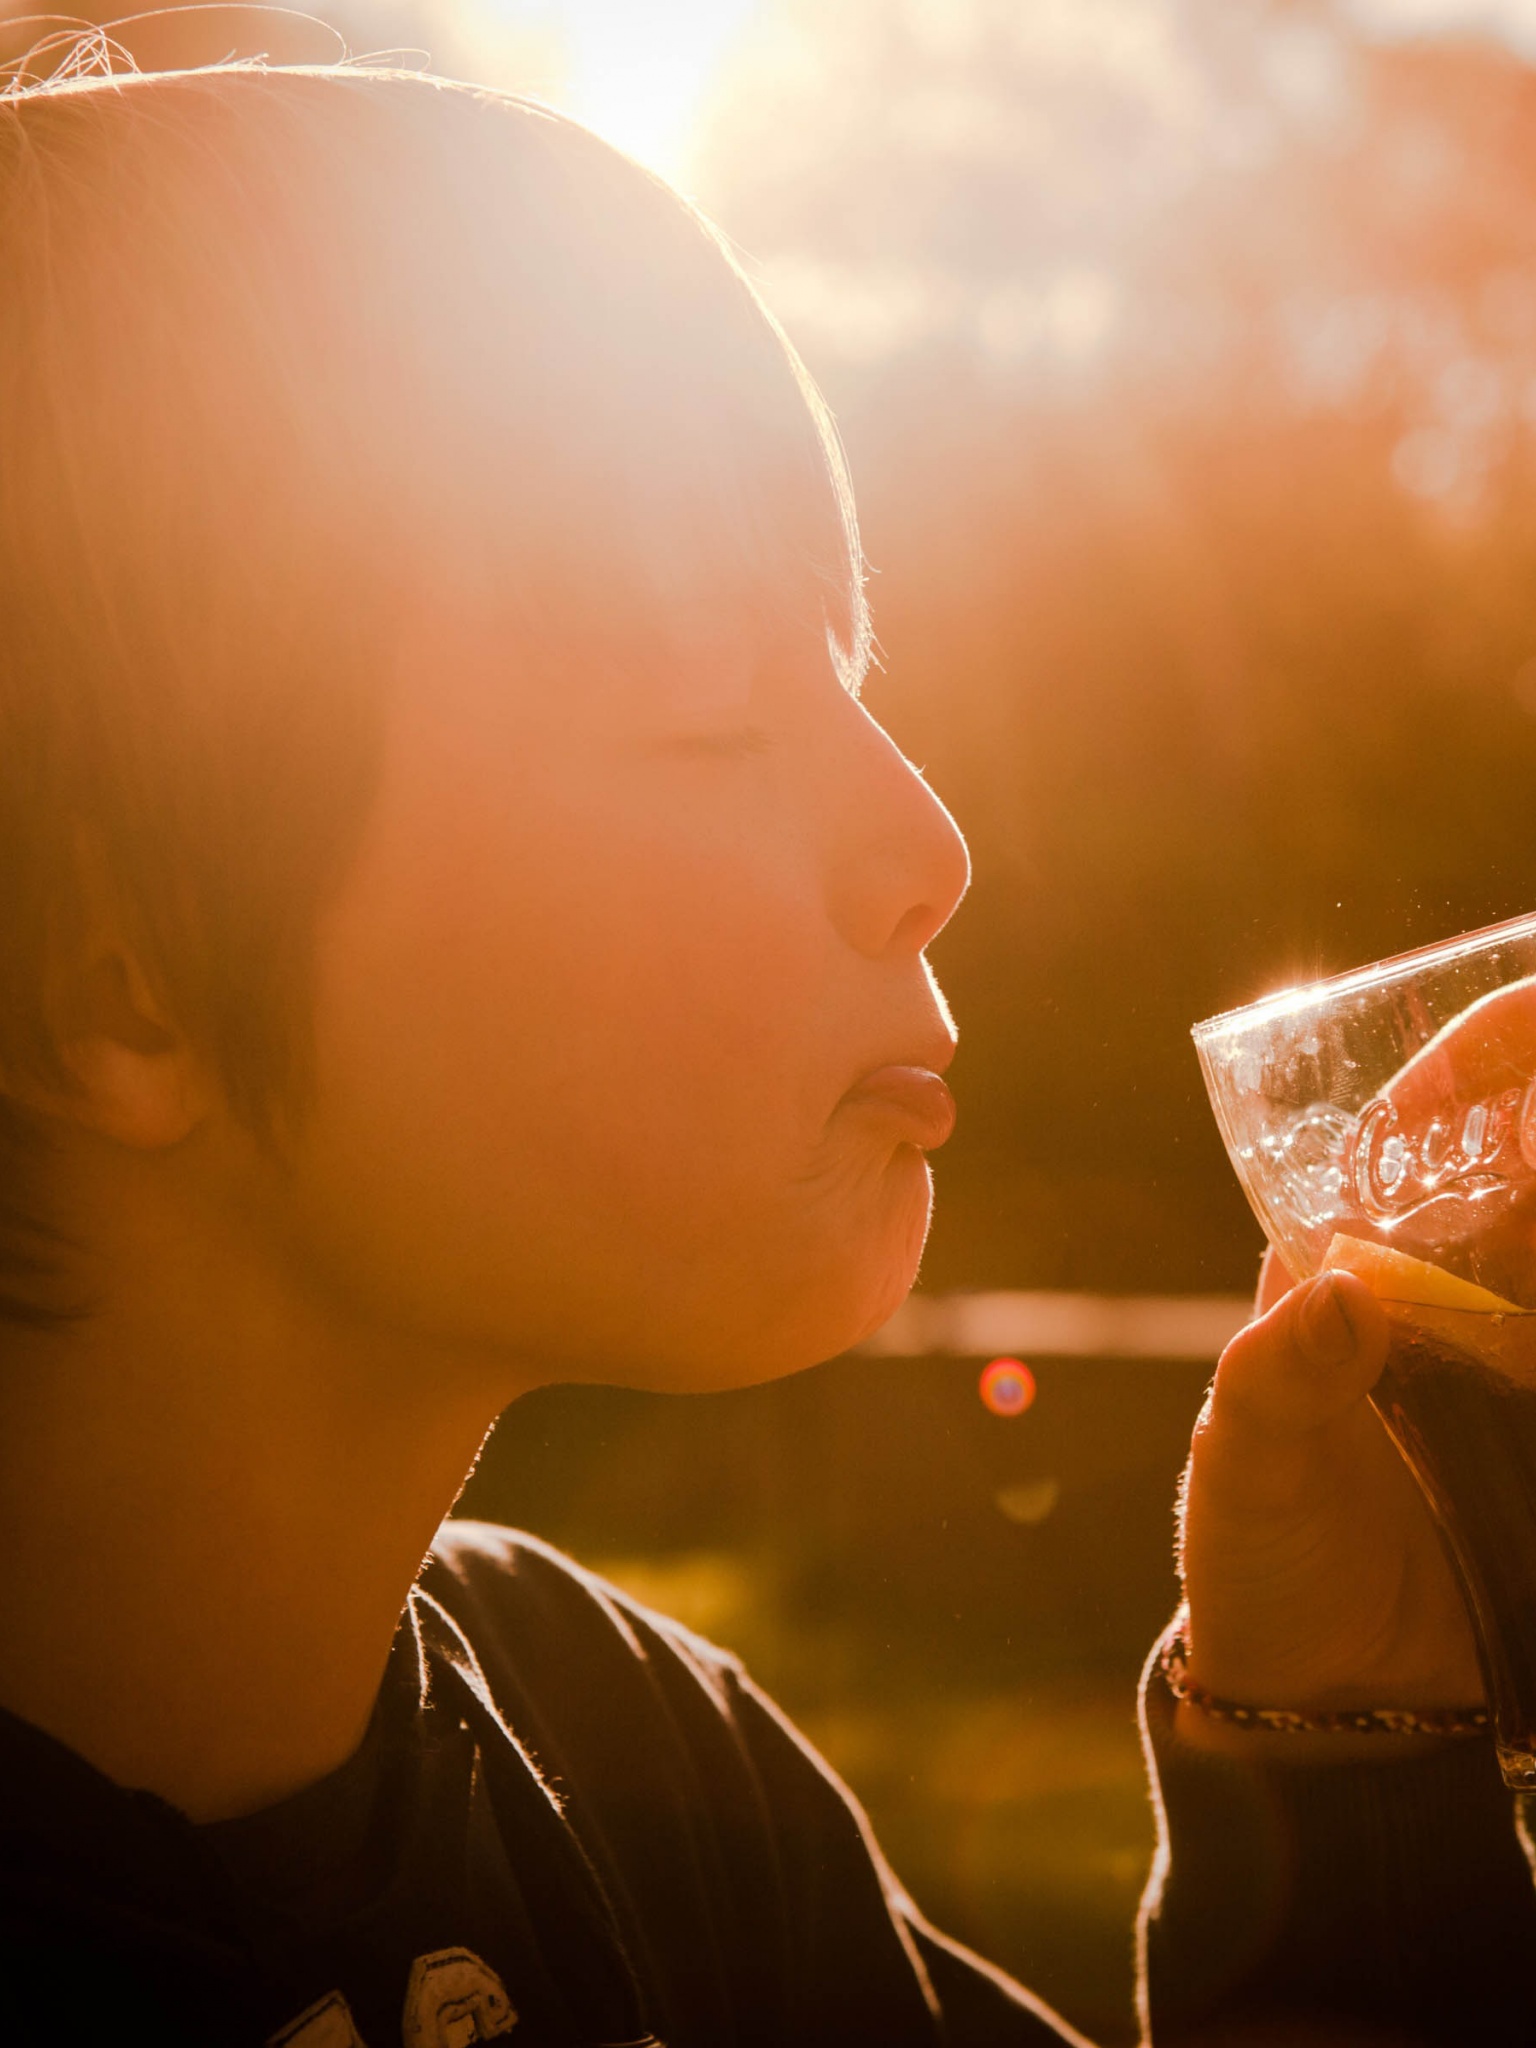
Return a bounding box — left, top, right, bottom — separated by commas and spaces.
660, 726, 775, 760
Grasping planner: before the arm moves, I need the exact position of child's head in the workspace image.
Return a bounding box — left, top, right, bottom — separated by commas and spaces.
0, 63, 968, 1386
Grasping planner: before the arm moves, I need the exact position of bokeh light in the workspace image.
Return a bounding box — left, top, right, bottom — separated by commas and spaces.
979, 1357, 1037, 1418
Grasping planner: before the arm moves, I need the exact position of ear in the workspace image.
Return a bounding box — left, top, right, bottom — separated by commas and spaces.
43, 952, 218, 1150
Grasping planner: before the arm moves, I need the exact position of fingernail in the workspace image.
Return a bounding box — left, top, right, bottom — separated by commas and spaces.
1298, 1272, 1356, 1364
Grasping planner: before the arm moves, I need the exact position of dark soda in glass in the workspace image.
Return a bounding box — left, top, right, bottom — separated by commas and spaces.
1372, 1310, 1536, 1788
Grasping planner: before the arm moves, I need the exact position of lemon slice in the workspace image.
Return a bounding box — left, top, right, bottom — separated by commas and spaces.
1323, 1233, 1522, 1314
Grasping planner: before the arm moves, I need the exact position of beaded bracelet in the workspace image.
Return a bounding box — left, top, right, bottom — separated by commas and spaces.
1159, 1614, 1489, 1738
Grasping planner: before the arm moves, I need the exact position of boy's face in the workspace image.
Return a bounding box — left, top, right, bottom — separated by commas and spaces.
279, 599, 969, 1394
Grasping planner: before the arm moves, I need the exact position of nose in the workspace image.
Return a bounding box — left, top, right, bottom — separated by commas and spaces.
825, 698, 971, 960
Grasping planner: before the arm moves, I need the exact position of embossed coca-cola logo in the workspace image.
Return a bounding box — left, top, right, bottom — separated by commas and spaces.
1347, 1082, 1535, 1222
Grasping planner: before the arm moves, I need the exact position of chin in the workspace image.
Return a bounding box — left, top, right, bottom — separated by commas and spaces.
546, 1148, 938, 1396
712, 1146, 935, 1386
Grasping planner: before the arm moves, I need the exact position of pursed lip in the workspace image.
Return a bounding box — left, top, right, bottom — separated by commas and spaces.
838, 1063, 958, 1150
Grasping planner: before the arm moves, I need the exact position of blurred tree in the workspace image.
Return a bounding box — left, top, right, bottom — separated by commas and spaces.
695, 0, 1536, 1291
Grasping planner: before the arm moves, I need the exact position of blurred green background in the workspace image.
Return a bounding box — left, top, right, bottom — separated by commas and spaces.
16, 0, 1536, 2035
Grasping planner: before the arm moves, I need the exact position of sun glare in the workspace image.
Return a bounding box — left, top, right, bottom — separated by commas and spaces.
463, 0, 760, 182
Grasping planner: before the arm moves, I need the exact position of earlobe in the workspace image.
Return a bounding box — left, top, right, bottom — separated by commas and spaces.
48, 955, 216, 1151
58, 1032, 214, 1150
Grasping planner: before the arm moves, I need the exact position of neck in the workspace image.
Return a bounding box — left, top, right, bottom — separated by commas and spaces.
0, 1236, 523, 1823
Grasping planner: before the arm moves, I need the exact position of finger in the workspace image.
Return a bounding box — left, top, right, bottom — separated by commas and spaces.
1210, 1269, 1390, 1438
1388, 975, 1536, 1121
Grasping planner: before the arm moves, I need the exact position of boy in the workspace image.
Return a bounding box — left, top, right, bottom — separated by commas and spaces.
0, 49, 1531, 2048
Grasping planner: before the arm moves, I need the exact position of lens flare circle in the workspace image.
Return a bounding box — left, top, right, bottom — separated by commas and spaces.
979, 1356, 1036, 1417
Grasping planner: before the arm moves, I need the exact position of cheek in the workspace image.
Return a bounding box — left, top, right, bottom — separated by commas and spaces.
485, 795, 831, 1172
296, 767, 838, 1316
288, 709, 932, 1381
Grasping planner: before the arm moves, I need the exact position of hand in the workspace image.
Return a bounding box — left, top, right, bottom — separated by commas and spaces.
1179, 1254, 1484, 1716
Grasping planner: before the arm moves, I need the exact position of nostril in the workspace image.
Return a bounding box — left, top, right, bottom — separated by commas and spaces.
832, 702, 971, 957
888, 901, 946, 957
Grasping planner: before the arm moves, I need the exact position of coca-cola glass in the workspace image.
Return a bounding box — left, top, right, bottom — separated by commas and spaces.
1193, 910, 1536, 1789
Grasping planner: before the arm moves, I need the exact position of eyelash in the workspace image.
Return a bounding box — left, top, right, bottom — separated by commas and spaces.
669, 726, 775, 760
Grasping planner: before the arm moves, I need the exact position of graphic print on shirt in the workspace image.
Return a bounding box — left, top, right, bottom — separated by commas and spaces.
267, 1989, 368, 2048
264, 1950, 515, 2048
402, 1948, 517, 2047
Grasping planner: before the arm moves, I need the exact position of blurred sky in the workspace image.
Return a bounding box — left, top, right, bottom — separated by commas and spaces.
1351, 0, 1536, 50
455, 0, 1536, 186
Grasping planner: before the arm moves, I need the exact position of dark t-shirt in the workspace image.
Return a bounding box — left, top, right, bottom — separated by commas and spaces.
3, 1520, 1535, 2046
0, 1523, 1077, 2047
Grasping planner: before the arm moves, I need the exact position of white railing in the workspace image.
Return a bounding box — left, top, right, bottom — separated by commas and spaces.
860, 1291, 1251, 1360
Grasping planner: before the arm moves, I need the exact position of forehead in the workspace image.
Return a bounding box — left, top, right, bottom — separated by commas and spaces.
316, 81, 869, 701
394, 303, 865, 727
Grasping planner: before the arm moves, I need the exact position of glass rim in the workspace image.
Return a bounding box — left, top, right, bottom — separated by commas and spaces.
1192, 904, 1536, 1045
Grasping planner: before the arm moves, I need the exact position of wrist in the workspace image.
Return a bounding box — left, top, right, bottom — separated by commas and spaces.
1170, 1696, 1464, 1766
1159, 1608, 1489, 1758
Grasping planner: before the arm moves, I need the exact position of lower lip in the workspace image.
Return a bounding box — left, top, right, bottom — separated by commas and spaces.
839, 1066, 957, 1150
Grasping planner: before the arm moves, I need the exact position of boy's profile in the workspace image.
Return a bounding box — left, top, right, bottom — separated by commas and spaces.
1, 32, 1534, 2048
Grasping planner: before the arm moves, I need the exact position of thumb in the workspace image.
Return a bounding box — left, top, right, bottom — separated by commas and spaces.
1210, 1269, 1391, 1439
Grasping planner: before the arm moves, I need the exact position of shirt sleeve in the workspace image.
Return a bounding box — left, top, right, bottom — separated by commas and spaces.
1137, 1630, 1536, 2046
721, 1663, 1094, 2046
